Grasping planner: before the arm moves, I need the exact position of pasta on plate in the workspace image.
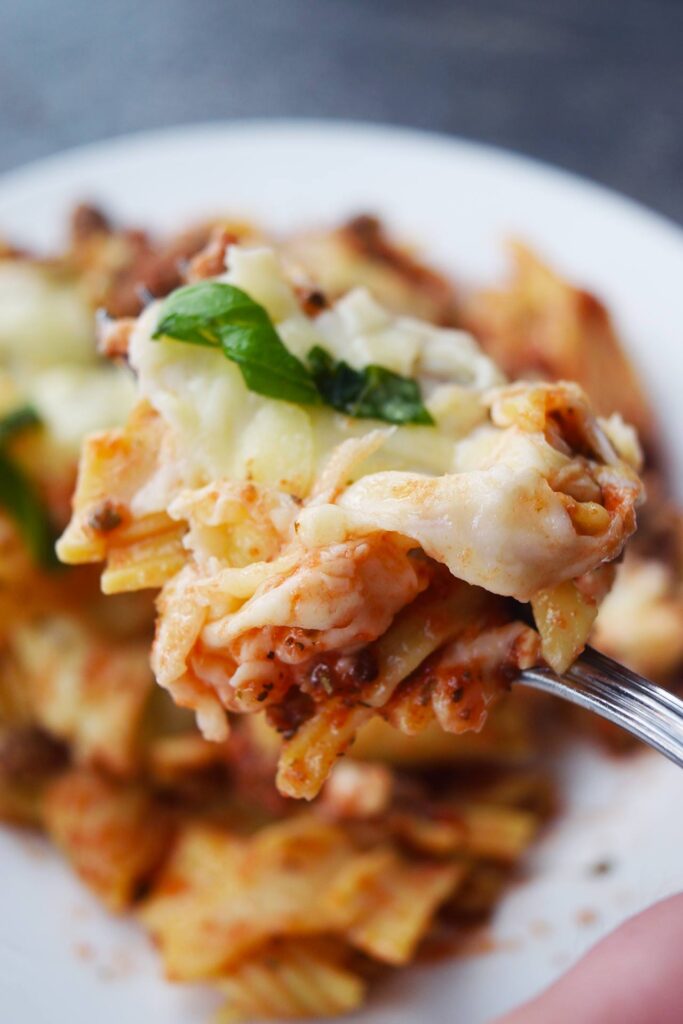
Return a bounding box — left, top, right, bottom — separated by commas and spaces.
0, 206, 679, 1021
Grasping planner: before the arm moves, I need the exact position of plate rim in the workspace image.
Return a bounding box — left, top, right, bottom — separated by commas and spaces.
0, 117, 681, 248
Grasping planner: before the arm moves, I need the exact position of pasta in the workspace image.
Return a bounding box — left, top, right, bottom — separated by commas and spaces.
57, 238, 643, 800
0, 204, 678, 1020
214, 939, 366, 1022
44, 768, 172, 910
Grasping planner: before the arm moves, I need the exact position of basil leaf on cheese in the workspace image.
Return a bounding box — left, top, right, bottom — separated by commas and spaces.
153, 282, 434, 425
307, 346, 434, 426
153, 282, 320, 406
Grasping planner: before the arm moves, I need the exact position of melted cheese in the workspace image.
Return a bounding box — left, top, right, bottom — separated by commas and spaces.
121, 245, 643, 604
0, 262, 95, 368
128, 245, 504, 512
28, 365, 137, 456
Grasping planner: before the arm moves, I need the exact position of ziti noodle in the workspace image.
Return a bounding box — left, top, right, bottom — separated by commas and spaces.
1, 206, 678, 1021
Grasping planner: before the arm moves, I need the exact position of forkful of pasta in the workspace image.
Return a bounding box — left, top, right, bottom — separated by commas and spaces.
58, 231, 683, 799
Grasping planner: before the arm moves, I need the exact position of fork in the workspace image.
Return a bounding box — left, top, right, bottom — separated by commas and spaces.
519, 646, 683, 767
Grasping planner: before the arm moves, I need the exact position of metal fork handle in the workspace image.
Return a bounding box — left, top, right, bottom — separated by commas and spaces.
519, 646, 683, 768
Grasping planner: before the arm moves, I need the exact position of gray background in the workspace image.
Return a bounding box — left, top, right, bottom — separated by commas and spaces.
1, 0, 681, 222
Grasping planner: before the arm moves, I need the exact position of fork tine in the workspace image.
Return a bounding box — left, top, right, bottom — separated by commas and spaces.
519, 647, 683, 769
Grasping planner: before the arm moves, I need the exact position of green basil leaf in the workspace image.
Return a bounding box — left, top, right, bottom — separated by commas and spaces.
308, 346, 434, 426
0, 404, 55, 567
0, 451, 57, 567
153, 282, 320, 405
152, 282, 433, 425
0, 405, 41, 446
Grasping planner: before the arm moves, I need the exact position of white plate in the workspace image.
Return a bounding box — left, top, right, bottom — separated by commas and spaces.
1, 121, 683, 1024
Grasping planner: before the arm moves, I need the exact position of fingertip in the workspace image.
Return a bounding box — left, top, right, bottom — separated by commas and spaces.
495, 893, 683, 1024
